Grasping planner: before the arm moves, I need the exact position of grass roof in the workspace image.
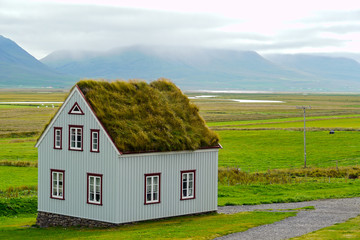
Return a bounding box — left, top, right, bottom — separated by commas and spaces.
76, 79, 219, 153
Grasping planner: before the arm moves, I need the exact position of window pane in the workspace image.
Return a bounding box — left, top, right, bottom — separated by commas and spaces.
147, 193, 151, 201
96, 177, 100, 186
189, 173, 193, 181
153, 176, 158, 184
183, 189, 187, 196
90, 177, 94, 185
153, 192, 158, 201
183, 174, 187, 181
90, 193, 94, 201
96, 193, 100, 202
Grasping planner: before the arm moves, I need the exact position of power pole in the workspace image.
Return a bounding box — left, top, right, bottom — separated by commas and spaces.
296, 106, 311, 168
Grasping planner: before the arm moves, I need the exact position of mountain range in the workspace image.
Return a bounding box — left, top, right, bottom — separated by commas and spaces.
2, 35, 360, 92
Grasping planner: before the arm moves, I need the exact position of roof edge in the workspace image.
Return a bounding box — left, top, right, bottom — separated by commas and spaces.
35, 87, 78, 148
121, 143, 222, 155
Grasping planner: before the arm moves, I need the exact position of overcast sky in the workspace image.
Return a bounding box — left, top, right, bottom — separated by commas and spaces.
1, 0, 360, 59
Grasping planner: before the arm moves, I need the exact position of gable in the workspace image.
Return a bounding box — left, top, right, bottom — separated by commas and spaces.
35, 86, 120, 155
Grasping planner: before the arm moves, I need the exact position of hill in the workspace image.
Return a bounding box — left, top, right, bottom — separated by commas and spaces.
0, 35, 75, 88
265, 54, 360, 91
41, 46, 319, 91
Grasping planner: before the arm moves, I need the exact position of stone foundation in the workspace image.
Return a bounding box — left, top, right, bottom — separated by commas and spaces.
36, 210, 217, 228
36, 211, 118, 228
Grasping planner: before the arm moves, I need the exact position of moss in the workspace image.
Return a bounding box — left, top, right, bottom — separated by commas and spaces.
76, 78, 219, 153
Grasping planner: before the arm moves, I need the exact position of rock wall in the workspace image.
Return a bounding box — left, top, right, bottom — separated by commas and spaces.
36, 211, 118, 228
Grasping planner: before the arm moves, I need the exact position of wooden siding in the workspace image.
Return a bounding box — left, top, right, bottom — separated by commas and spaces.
117, 149, 218, 223
38, 90, 120, 223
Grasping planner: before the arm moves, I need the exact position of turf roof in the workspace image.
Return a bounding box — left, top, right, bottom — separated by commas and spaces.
76, 79, 220, 153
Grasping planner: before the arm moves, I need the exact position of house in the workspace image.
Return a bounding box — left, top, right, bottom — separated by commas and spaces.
35, 79, 221, 227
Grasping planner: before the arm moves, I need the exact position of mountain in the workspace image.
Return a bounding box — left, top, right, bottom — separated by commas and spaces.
265, 54, 360, 91
41, 46, 320, 91
2, 35, 360, 91
0, 35, 75, 88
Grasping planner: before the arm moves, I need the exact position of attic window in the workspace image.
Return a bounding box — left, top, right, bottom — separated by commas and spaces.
68, 102, 84, 115
69, 125, 83, 151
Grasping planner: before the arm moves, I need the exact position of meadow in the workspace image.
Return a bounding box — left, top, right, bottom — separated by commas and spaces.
2, 90, 360, 238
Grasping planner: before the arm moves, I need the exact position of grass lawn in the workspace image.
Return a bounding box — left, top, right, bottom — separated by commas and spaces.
218, 180, 360, 206
0, 211, 295, 240
219, 130, 360, 170
0, 138, 37, 162
0, 166, 37, 190
291, 215, 360, 239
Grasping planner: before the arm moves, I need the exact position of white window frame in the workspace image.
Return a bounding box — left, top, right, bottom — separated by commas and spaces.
87, 174, 102, 205
90, 129, 99, 152
69, 125, 83, 151
145, 173, 161, 204
181, 170, 195, 200
51, 170, 64, 200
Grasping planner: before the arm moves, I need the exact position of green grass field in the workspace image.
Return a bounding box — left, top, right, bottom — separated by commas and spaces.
0, 166, 37, 190
219, 130, 360, 170
0, 138, 37, 162
0, 211, 295, 239
2, 90, 360, 237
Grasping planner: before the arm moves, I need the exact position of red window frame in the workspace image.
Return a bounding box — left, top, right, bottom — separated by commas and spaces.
180, 170, 196, 200
68, 102, 84, 115
144, 173, 161, 205
50, 169, 65, 200
90, 129, 100, 153
53, 127, 62, 150
68, 125, 83, 151
87, 173, 103, 206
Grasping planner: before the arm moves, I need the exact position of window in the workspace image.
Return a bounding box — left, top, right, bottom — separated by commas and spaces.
54, 127, 62, 149
51, 169, 64, 200
69, 125, 83, 151
144, 173, 161, 204
68, 102, 84, 115
87, 173, 102, 205
90, 129, 100, 152
181, 170, 195, 200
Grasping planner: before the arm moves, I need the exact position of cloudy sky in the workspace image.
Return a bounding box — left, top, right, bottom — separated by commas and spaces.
1, 0, 360, 59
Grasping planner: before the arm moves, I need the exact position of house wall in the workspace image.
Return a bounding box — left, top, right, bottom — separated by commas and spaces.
37, 89, 120, 223
116, 149, 218, 223
38, 88, 219, 225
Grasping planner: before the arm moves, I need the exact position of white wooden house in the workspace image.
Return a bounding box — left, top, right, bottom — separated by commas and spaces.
35, 79, 220, 227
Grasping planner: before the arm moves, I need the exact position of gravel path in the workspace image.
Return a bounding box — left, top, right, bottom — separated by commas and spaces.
215, 197, 360, 240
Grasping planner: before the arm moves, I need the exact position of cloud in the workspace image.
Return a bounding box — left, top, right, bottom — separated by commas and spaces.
1, 0, 360, 58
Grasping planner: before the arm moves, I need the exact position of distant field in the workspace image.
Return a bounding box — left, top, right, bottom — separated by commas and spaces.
219, 130, 360, 170
0, 138, 37, 162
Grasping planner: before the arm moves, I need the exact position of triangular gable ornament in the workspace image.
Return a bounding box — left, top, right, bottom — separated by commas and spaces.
68, 102, 84, 115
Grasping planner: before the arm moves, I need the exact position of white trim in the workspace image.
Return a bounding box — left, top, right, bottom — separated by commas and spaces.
35, 86, 121, 155
35, 87, 78, 148
119, 148, 219, 158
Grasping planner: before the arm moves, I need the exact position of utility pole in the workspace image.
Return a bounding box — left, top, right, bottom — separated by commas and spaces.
296, 106, 311, 168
